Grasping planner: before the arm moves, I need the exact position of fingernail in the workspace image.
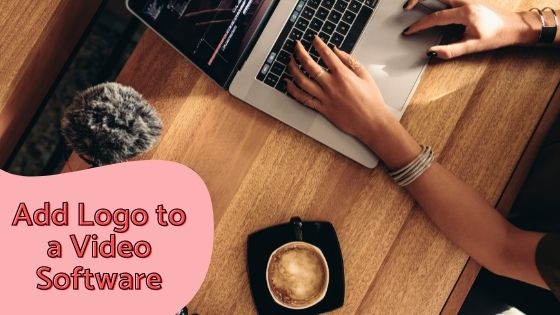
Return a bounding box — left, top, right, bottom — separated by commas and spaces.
427, 51, 438, 58
402, 27, 410, 36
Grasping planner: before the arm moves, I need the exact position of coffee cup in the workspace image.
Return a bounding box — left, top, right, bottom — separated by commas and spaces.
265, 218, 330, 309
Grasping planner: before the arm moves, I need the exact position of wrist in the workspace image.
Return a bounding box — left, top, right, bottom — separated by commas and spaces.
516, 11, 544, 45
360, 113, 422, 170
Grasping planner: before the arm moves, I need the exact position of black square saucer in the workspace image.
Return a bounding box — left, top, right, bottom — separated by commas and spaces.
247, 217, 345, 314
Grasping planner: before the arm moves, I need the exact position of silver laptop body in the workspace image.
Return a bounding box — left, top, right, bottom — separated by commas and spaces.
128, 0, 441, 168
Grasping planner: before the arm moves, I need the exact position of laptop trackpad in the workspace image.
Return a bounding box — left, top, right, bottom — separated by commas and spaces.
353, 0, 441, 111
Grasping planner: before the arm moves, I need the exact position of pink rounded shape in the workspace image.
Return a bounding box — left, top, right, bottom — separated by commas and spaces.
0, 161, 213, 315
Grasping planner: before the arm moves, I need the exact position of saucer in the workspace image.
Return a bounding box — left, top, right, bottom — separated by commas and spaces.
247, 219, 345, 314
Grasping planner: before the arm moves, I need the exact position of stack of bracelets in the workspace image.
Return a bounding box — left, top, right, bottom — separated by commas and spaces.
389, 145, 435, 187
531, 7, 558, 44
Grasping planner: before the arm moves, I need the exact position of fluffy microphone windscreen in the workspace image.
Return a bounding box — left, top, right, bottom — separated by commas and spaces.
61, 82, 163, 166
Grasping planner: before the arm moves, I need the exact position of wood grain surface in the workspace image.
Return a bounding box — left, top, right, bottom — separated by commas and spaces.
63, 0, 560, 313
0, 0, 101, 167
441, 78, 560, 315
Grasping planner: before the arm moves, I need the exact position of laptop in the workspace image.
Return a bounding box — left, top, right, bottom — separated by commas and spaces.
126, 0, 442, 168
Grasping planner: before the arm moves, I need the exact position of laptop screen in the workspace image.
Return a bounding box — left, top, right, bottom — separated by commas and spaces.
128, 0, 275, 86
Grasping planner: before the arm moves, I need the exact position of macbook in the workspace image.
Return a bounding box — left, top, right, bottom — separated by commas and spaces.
127, 0, 442, 168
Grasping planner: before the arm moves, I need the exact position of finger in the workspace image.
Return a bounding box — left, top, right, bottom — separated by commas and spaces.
428, 39, 478, 59
312, 36, 346, 74
333, 47, 370, 80
403, 7, 466, 35
403, 0, 419, 10
294, 41, 331, 87
286, 80, 324, 112
288, 57, 325, 100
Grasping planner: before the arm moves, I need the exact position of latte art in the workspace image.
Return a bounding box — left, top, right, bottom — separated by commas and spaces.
266, 242, 329, 309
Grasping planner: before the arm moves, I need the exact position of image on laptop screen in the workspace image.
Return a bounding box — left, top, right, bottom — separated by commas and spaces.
130, 0, 274, 86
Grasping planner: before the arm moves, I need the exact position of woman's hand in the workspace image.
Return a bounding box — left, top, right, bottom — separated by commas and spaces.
286, 37, 422, 169
402, 0, 541, 59
286, 37, 391, 141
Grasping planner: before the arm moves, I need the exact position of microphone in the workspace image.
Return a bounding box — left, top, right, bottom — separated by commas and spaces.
61, 82, 163, 166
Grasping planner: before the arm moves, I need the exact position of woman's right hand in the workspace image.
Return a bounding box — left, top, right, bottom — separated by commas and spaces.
286, 37, 423, 169
402, 0, 541, 59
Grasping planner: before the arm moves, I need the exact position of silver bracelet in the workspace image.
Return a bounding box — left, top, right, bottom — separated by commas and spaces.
530, 7, 558, 44
388, 145, 435, 187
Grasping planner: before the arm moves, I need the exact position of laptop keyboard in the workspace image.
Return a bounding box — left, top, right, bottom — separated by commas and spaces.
256, 0, 379, 93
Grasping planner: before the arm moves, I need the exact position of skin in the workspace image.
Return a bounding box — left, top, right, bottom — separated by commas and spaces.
403, 0, 560, 58
286, 0, 560, 289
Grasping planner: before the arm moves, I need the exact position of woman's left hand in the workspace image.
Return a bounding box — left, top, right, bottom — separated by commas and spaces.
402, 0, 542, 59
285, 37, 392, 141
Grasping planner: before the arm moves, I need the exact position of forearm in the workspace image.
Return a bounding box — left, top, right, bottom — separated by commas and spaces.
364, 120, 510, 265
407, 163, 545, 287
363, 117, 547, 287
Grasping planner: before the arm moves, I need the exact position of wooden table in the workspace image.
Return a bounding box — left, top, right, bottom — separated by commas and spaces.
64, 0, 560, 313
0, 0, 101, 167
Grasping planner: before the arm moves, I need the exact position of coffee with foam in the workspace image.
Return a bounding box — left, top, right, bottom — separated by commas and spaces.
266, 242, 329, 309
